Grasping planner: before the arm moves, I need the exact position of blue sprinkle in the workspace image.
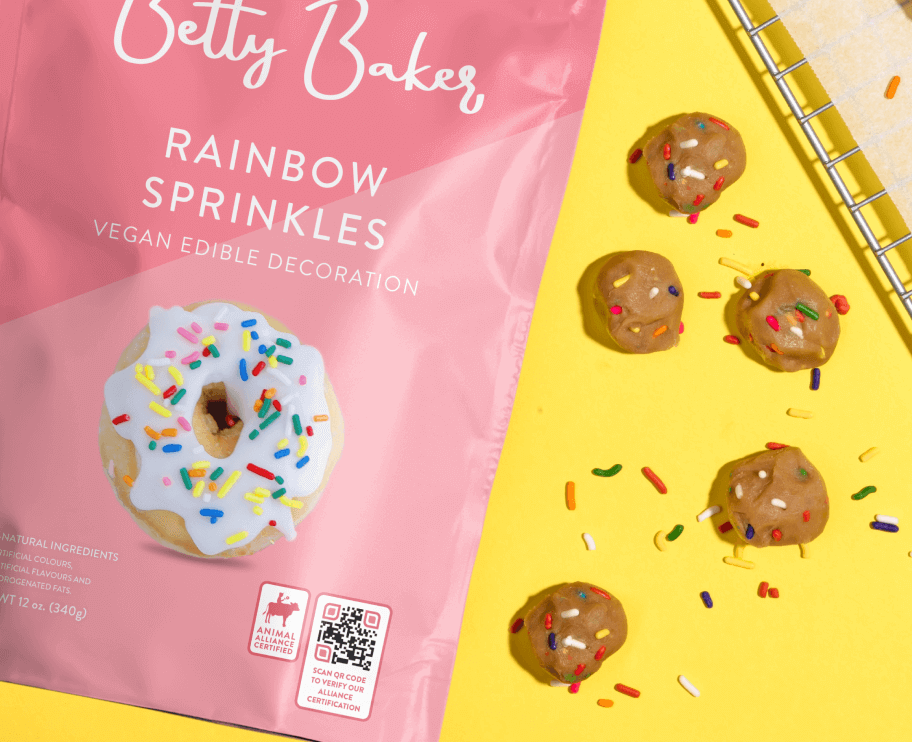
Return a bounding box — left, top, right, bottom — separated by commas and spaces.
697, 121, 705, 129
700, 591, 713, 608
871, 521, 899, 533
667, 163, 675, 180
275, 448, 291, 459
162, 444, 182, 453
251, 331, 259, 340
241, 319, 257, 327
258, 344, 268, 355
811, 367, 821, 391
668, 285, 679, 296
746, 524, 755, 540
200, 509, 224, 525
548, 632, 556, 650
295, 455, 311, 469
239, 358, 248, 381
577, 591, 587, 600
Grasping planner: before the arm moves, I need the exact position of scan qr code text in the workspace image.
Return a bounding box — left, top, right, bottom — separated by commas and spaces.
317, 606, 379, 671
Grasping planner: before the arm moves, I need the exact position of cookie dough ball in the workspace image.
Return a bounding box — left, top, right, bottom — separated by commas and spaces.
526, 582, 627, 684
735, 269, 840, 372
644, 113, 746, 214
726, 447, 829, 548
594, 251, 684, 353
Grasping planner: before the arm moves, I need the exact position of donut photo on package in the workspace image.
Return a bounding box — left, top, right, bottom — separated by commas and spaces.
100, 301, 343, 558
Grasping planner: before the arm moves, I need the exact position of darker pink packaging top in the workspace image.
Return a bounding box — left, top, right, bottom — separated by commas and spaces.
0, 1, 605, 739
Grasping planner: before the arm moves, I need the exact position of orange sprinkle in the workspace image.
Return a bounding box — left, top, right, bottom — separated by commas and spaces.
716, 229, 733, 238
265, 388, 277, 399
597, 699, 615, 708
187, 469, 206, 477
254, 399, 263, 412
886, 75, 901, 99
144, 426, 161, 440
161, 428, 178, 437
209, 482, 218, 491
769, 343, 784, 355
123, 475, 134, 487
313, 414, 329, 422
566, 481, 576, 511
653, 325, 668, 338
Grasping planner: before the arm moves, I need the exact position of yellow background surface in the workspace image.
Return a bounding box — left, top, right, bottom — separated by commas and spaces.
5, 1, 912, 739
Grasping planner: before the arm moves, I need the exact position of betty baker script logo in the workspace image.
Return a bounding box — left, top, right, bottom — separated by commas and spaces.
113, 0, 485, 113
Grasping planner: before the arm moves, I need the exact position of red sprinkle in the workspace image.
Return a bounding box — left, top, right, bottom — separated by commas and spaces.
594, 646, 607, 661
679, 321, 684, 334
708, 116, 730, 130
575, 664, 586, 676
225, 415, 238, 428
628, 148, 643, 164
772, 529, 782, 542
769, 587, 780, 599
829, 294, 850, 315
694, 194, 705, 206
687, 212, 699, 224
663, 143, 671, 160
698, 291, 722, 299
162, 385, 177, 399
306, 425, 314, 436
795, 310, 805, 322
252, 361, 266, 376
714, 176, 725, 191
766, 442, 789, 450
510, 618, 525, 634
642, 467, 667, 494
610, 305, 622, 315
545, 613, 552, 630
111, 414, 130, 425
260, 389, 268, 401
766, 315, 780, 331
758, 581, 769, 598
589, 586, 611, 600
734, 213, 760, 228
723, 335, 741, 345
273, 400, 282, 412
569, 682, 581, 694
268, 520, 277, 526
803, 510, 811, 522
202, 346, 211, 357
615, 683, 641, 699
246, 463, 275, 480
719, 521, 733, 534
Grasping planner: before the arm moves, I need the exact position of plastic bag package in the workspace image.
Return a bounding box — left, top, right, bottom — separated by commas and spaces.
0, 2, 605, 739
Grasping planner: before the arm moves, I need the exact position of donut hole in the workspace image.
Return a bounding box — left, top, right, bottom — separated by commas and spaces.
193, 383, 244, 459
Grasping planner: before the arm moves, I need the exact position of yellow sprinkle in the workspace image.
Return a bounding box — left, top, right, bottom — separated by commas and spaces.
723, 556, 755, 569
149, 401, 172, 418
297, 435, 309, 457
787, 408, 814, 419
191, 461, 211, 469
218, 470, 242, 498
749, 291, 760, 301
654, 530, 668, 552
859, 447, 880, 462
280, 495, 303, 509
226, 531, 248, 546
135, 363, 142, 373
144, 364, 155, 380
631, 327, 640, 333
253, 506, 264, 516
595, 629, 611, 639
799, 543, 810, 559
277, 438, 289, 449
243, 330, 251, 351
168, 366, 183, 385
268, 355, 278, 368
718, 257, 752, 276
192, 481, 204, 498
818, 347, 827, 359
123, 475, 134, 487
613, 274, 631, 288
254, 487, 272, 497
136, 374, 162, 396
714, 159, 729, 169
734, 544, 745, 558
313, 414, 329, 422
245, 493, 265, 503
202, 335, 216, 346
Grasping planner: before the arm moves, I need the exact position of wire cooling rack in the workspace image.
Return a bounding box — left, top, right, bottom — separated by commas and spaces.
726, 0, 912, 320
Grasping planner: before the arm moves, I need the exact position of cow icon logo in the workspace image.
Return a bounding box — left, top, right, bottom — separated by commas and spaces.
262, 591, 300, 628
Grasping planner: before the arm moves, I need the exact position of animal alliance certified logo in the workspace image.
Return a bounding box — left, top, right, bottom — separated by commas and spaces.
249, 582, 310, 661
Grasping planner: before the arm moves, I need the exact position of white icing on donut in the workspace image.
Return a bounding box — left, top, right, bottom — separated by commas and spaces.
104, 303, 336, 556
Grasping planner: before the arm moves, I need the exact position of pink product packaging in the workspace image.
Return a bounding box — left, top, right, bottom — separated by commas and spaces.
0, 1, 604, 739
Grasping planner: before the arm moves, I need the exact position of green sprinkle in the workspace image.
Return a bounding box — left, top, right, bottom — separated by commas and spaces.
795, 302, 819, 321
293, 414, 303, 435
798, 269, 811, 276
259, 410, 281, 430
265, 345, 276, 357
259, 398, 273, 419
249, 429, 260, 440
277, 355, 293, 365
271, 487, 287, 500
851, 485, 877, 501
170, 388, 186, 405
210, 467, 224, 481
189, 360, 202, 370
180, 468, 192, 490
276, 338, 291, 348
665, 524, 684, 541
207, 344, 220, 358
592, 464, 622, 477
798, 468, 808, 477
148, 441, 156, 450
275, 475, 284, 485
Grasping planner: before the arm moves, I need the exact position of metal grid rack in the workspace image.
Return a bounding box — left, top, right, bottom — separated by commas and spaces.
726, 0, 912, 320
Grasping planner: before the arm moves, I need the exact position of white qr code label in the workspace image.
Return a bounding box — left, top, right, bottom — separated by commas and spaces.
248, 582, 310, 662
296, 594, 392, 720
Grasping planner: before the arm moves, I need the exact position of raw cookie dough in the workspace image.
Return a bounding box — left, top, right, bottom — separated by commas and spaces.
644, 112, 746, 214
726, 447, 829, 548
526, 582, 627, 684
594, 250, 684, 353
735, 269, 840, 372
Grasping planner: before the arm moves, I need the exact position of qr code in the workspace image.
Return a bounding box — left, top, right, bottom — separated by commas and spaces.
315, 605, 380, 671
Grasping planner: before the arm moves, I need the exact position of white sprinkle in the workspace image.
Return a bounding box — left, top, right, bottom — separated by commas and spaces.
148, 357, 171, 366
280, 394, 295, 405
193, 445, 205, 454
876, 514, 899, 525
736, 276, 752, 290
107, 460, 115, 478
550, 680, 571, 687
268, 368, 292, 386
758, 470, 768, 479
735, 484, 744, 499
679, 138, 699, 149
697, 505, 721, 522
681, 166, 705, 180
214, 307, 228, 322
203, 493, 212, 503
669, 210, 687, 217
562, 636, 587, 650
678, 675, 701, 698
771, 498, 787, 509
582, 533, 597, 551
790, 326, 804, 339
649, 287, 659, 299
561, 609, 580, 619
